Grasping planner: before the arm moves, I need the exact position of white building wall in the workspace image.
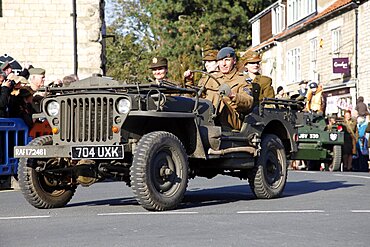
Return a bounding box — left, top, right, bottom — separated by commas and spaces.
0, 0, 104, 83
357, 1, 370, 106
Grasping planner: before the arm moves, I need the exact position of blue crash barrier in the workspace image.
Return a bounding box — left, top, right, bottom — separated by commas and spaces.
0, 118, 31, 176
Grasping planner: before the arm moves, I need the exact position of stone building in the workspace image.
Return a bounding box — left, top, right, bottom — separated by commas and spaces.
250, 0, 370, 116
0, 0, 106, 83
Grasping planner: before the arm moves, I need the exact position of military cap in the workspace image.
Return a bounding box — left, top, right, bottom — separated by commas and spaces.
299, 80, 308, 85
242, 50, 262, 64
309, 82, 318, 89
149, 57, 168, 69
29, 67, 46, 75
1, 61, 11, 71
217, 47, 236, 60
202, 50, 218, 61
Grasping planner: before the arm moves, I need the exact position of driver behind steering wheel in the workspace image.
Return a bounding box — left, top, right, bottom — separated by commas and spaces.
184, 49, 220, 103
214, 47, 254, 130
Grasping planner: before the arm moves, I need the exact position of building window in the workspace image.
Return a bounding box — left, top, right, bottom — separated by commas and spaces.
332, 28, 341, 55
272, 4, 285, 35
309, 38, 318, 81
287, 0, 316, 26
286, 47, 301, 84
251, 20, 260, 47
0, 0, 2, 17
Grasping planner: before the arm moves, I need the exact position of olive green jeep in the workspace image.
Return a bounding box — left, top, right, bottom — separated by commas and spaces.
14, 75, 303, 211
291, 114, 344, 171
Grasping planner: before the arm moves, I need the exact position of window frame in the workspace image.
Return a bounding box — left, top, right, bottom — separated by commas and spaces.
287, 0, 316, 26
331, 28, 341, 55
286, 47, 301, 84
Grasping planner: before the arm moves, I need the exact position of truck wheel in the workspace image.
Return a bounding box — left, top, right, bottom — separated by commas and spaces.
18, 135, 76, 209
249, 134, 287, 199
130, 131, 188, 211
329, 145, 342, 171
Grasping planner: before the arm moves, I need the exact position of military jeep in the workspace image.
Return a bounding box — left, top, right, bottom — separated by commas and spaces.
14, 75, 302, 211
291, 113, 344, 171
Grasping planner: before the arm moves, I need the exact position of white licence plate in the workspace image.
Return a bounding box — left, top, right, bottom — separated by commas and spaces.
71, 145, 124, 159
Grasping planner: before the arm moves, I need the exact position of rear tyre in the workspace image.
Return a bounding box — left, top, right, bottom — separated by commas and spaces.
18, 135, 76, 209
130, 131, 188, 211
249, 134, 287, 199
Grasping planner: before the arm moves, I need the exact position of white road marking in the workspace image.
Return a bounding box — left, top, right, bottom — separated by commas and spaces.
0, 215, 51, 220
98, 211, 199, 216
237, 210, 325, 214
334, 174, 370, 179
351, 210, 370, 213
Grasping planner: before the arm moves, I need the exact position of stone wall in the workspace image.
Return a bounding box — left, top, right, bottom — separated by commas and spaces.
0, 0, 104, 83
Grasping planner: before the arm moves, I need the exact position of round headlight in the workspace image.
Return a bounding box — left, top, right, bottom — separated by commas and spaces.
46, 101, 60, 117
117, 98, 131, 114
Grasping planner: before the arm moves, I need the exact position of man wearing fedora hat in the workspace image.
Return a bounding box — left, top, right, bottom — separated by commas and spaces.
241, 50, 274, 108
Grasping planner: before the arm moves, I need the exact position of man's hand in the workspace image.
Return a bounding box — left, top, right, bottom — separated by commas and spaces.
2, 80, 12, 88
183, 70, 193, 80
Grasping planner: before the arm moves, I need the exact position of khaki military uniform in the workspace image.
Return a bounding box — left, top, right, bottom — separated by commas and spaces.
245, 74, 275, 105
210, 68, 253, 130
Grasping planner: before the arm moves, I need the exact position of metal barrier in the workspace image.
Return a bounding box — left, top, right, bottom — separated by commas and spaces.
0, 118, 30, 176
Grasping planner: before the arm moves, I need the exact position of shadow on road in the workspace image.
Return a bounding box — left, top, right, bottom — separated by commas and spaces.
67, 197, 138, 207
66, 179, 360, 209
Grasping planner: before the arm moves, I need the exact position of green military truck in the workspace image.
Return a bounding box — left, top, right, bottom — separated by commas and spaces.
14, 75, 304, 211
291, 114, 344, 171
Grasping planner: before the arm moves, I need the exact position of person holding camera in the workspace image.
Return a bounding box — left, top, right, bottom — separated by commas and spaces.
0, 74, 17, 117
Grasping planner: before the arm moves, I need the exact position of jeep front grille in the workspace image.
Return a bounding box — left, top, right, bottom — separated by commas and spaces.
59, 96, 115, 142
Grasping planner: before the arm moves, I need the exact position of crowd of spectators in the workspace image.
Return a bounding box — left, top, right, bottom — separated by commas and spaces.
0, 61, 78, 129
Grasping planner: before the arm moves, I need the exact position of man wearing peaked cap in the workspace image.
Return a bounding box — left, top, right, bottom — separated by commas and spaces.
183, 49, 219, 89
202, 50, 218, 62
149, 57, 177, 85
29, 67, 45, 76
29, 67, 45, 92
242, 50, 274, 108
149, 57, 168, 84
211, 47, 254, 130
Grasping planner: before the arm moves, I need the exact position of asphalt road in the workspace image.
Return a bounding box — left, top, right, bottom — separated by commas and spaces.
1, 170, 370, 247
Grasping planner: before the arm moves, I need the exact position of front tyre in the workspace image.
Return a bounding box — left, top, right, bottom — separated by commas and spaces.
249, 134, 287, 199
329, 145, 342, 171
18, 135, 76, 209
130, 131, 188, 211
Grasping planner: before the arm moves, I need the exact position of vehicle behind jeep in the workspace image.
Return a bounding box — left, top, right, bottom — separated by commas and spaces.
291, 113, 344, 171
15, 75, 303, 211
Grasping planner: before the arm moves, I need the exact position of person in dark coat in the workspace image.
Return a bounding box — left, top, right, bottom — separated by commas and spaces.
8, 88, 35, 128
355, 96, 369, 117
0, 78, 13, 117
